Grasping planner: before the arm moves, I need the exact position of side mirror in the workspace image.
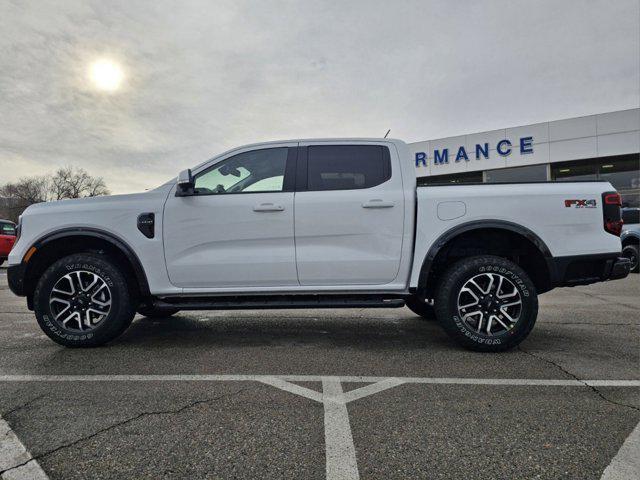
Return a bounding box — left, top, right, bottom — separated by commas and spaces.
176, 169, 194, 197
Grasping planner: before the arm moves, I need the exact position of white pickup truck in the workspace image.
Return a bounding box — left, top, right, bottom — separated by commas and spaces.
7, 139, 630, 351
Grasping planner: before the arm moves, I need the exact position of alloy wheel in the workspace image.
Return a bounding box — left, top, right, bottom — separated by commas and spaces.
456, 272, 522, 335
49, 270, 112, 332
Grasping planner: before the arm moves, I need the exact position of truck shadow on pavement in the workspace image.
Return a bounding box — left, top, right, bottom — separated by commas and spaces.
112, 312, 457, 351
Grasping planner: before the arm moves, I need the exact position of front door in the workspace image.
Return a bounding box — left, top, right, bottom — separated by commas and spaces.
163, 145, 299, 289
294, 143, 405, 286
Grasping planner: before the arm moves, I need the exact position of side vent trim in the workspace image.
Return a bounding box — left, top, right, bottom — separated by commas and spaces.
137, 213, 155, 239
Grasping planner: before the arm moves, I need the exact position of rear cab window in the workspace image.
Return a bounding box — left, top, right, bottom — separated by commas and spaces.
305, 145, 391, 191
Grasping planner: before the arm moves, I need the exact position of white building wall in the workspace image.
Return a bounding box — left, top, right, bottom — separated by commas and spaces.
410, 108, 640, 178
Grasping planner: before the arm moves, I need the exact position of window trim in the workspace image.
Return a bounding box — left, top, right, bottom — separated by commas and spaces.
190, 146, 297, 197
296, 144, 392, 192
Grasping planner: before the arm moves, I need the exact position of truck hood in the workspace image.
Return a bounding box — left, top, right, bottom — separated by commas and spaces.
22, 184, 173, 217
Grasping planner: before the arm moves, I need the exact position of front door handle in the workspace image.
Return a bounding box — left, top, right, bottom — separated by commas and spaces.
362, 199, 395, 208
253, 203, 285, 212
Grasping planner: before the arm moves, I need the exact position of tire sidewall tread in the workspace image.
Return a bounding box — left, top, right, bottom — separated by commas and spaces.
434, 255, 538, 352
33, 253, 135, 347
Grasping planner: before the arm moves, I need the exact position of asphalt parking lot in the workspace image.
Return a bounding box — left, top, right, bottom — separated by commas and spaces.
0, 266, 638, 480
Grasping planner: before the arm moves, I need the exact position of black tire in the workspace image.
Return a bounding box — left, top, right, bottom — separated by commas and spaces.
622, 244, 639, 273
0, 259, 4, 266
434, 255, 538, 352
405, 295, 436, 320
33, 253, 136, 347
137, 305, 180, 318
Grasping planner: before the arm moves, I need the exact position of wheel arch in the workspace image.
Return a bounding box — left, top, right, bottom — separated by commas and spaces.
621, 232, 639, 247
22, 228, 150, 304
417, 220, 553, 297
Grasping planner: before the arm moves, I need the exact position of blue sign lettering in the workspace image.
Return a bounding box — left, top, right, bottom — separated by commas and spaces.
520, 136, 533, 154
455, 146, 469, 162
417, 136, 534, 168
475, 143, 489, 160
496, 139, 512, 156
434, 148, 449, 165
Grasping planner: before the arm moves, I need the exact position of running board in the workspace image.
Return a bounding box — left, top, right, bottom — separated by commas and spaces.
153, 295, 405, 311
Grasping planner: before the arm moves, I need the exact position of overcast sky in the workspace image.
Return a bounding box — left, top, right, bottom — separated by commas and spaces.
1, 0, 638, 194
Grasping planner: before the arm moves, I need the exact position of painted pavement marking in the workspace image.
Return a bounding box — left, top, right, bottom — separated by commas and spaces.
0, 374, 638, 480
0, 415, 48, 480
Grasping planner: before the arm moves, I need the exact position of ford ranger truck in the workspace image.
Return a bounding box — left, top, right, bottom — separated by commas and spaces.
6, 139, 631, 351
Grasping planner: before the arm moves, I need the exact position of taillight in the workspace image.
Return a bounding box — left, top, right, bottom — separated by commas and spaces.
602, 191, 623, 236
604, 193, 622, 205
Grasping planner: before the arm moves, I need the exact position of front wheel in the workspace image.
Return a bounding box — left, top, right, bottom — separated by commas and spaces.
622, 244, 639, 273
33, 253, 136, 347
434, 255, 538, 352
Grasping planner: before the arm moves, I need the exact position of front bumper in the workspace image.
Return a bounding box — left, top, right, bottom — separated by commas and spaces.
7, 263, 26, 296
548, 253, 631, 287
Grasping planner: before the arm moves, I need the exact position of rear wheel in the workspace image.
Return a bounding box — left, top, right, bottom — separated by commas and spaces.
434, 255, 538, 352
137, 305, 180, 318
405, 295, 436, 320
622, 244, 639, 273
33, 253, 136, 347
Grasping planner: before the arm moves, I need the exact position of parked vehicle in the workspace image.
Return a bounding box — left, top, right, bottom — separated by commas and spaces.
621, 207, 639, 273
6, 139, 630, 351
0, 220, 17, 266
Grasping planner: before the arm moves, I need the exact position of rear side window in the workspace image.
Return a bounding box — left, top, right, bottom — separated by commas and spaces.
307, 145, 391, 191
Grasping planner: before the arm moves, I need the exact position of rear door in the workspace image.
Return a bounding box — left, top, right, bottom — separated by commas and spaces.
294, 142, 405, 286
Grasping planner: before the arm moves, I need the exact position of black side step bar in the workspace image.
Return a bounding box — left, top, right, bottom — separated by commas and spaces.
153, 295, 405, 311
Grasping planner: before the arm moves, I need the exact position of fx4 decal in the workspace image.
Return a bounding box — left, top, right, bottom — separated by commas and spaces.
564, 199, 597, 208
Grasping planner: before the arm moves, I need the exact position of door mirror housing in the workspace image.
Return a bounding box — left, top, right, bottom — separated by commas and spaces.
176, 169, 195, 196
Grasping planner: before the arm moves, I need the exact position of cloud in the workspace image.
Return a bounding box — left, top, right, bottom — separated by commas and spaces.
0, 0, 638, 193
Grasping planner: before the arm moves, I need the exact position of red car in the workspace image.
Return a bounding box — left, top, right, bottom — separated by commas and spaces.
0, 219, 17, 266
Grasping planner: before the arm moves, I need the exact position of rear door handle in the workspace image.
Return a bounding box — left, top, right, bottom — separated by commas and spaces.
362, 199, 395, 208
253, 203, 285, 212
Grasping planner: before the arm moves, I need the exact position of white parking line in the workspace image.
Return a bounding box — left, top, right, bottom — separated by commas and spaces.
600, 420, 640, 480
322, 378, 359, 480
0, 415, 48, 480
0, 374, 637, 386
0, 374, 637, 480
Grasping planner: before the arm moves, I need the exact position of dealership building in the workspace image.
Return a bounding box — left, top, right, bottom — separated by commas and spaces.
410, 108, 640, 207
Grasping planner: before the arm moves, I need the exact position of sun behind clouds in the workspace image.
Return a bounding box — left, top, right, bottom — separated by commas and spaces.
88, 59, 124, 92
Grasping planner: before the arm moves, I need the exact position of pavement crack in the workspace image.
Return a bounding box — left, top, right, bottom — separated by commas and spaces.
518, 346, 640, 413
0, 386, 247, 476
573, 290, 638, 311
1, 394, 47, 418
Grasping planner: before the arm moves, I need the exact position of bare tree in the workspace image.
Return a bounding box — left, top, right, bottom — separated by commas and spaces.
0, 166, 110, 222
0, 176, 49, 222
50, 166, 110, 200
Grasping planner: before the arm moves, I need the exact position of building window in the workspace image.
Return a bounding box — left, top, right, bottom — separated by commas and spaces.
485, 164, 548, 183
417, 171, 483, 186
551, 154, 639, 207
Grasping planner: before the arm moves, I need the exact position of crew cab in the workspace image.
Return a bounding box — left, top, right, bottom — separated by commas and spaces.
0, 219, 17, 266
6, 139, 631, 351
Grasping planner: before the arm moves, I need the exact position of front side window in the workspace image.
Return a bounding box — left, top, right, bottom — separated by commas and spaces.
194, 148, 288, 195
307, 145, 391, 191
